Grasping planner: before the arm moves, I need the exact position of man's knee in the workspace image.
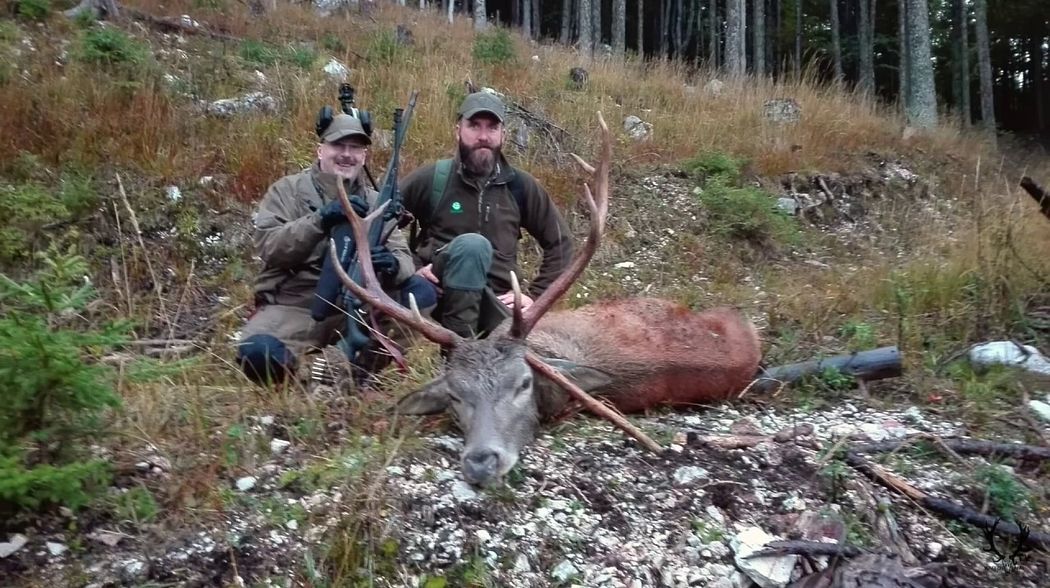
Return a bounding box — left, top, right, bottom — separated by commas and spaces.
441, 233, 493, 291
237, 333, 296, 385
399, 274, 439, 309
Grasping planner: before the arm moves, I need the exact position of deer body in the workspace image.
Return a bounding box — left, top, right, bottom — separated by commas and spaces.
527, 298, 762, 416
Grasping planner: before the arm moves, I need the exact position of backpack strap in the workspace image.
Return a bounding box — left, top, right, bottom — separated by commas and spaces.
430, 158, 454, 215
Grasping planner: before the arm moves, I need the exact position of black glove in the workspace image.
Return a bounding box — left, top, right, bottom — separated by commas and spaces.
370, 245, 399, 278
318, 196, 369, 231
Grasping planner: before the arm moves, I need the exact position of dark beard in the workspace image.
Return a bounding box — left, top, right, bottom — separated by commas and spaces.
459, 143, 499, 178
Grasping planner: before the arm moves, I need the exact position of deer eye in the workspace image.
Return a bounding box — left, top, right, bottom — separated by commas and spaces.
517, 376, 532, 393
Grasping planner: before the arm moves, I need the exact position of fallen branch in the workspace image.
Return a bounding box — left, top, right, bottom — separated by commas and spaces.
684, 423, 815, 449
851, 436, 1050, 462
1020, 176, 1050, 221
525, 352, 663, 455
843, 451, 1050, 550
742, 539, 863, 559
751, 346, 902, 394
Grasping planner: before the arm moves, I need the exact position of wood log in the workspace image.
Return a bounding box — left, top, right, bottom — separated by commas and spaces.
1020, 176, 1050, 221
751, 346, 902, 394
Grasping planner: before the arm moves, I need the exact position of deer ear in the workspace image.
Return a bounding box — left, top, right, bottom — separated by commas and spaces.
396, 378, 452, 415
540, 358, 614, 392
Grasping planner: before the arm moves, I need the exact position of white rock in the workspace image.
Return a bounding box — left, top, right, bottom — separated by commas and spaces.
236, 476, 257, 492
46, 541, 67, 556
705, 505, 727, 525
623, 115, 653, 141
450, 480, 477, 502
285, 519, 299, 531
703, 79, 725, 96
258, 415, 275, 426
514, 553, 531, 572
731, 527, 798, 588
927, 541, 943, 558
614, 261, 637, 269
205, 92, 278, 118
672, 466, 709, 486
731, 570, 756, 588
322, 58, 350, 82
969, 341, 1050, 377
531, 55, 540, 62
0, 534, 28, 558
90, 530, 124, 547
1028, 400, 1050, 423
551, 559, 579, 582
123, 559, 147, 578
270, 438, 291, 455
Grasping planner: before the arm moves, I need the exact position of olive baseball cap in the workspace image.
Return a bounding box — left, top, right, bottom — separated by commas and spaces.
458, 91, 506, 123
321, 114, 372, 145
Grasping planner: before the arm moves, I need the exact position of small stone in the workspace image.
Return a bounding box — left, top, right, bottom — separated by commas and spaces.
0, 534, 28, 558
122, 559, 147, 578
927, 541, 943, 558
776, 197, 798, 215
672, 466, 709, 486
551, 559, 579, 582
450, 480, 477, 502
322, 58, 350, 82
236, 476, 257, 492
475, 529, 491, 543
705, 505, 727, 525
614, 261, 636, 269
258, 415, 275, 426
514, 553, 531, 573
286, 519, 299, 531
46, 542, 67, 556
1028, 400, 1050, 423
270, 439, 291, 455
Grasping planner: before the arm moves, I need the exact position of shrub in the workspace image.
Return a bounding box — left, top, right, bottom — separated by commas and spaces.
684, 150, 746, 182
239, 39, 282, 66
0, 181, 71, 265
75, 27, 150, 68
472, 28, 516, 66
0, 247, 126, 514
365, 29, 403, 64
695, 176, 799, 247
15, 0, 51, 21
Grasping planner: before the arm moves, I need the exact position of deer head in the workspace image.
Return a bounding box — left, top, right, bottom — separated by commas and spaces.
331, 112, 611, 487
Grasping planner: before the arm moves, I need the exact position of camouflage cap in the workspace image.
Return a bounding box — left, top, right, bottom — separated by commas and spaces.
458, 91, 506, 123
321, 114, 372, 145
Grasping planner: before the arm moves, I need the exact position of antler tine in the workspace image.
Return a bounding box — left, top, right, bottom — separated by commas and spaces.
329, 181, 462, 348
508, 270, 525, 338
515, 111, 611, 338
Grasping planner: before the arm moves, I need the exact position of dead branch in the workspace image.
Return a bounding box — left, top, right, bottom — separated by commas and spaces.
1020, 176, 1050, 221
850, 436, 1050, 462
742, 539, 863, 559
684, 423, 815, 449
524, 352, 663, 455
843, 451, 1050, 550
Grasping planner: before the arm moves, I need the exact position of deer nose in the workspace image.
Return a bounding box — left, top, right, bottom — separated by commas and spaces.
462, 450, 500, 485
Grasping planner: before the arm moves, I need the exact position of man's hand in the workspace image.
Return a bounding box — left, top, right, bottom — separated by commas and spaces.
415, 264, 442, 295
498, 291, 534, 311
319, 196, 369, 231
370, 246, 399, 278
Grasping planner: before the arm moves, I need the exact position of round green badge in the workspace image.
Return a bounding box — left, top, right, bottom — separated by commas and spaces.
451, 201, 462, 213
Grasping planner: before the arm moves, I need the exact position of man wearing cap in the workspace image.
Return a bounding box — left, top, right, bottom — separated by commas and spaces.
399, 91, 574, 339
236, 114, 427, 385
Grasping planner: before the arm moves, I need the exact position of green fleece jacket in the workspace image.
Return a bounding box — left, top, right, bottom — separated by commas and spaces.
399, 152, 574, 298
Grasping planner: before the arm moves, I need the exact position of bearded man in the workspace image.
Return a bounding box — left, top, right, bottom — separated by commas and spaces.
399, 92, 574, 340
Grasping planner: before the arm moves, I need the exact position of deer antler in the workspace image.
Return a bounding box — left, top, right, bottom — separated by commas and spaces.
510, 111, 611, 339
328, 182, 462, 349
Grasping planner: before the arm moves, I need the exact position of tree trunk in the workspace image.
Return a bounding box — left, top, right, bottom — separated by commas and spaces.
1032, 36, 1044, 132
709, 0, 718, 67
830, 0, 843, 82
753, 0, 766, 75
532, 0, 540, 38
592, 0, 601, 50
953, 0, 971, 125
974, 0, 995, 131
612, 0, 626, 54
578, 0, 592, 54
638, 0, 645, 54
905, 0, 937, 128
726, 0, 744, 75
474, 0, 487, 30
661, 0, 671, 57
858, 0, 875, 96
561, 0, 573, 43
794, 0, 802, 81
898, 0, 909, 107
523, 0, 532, 36
675, 0, 685, 57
